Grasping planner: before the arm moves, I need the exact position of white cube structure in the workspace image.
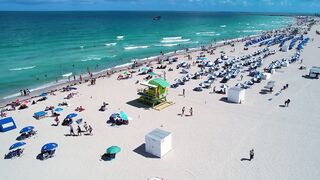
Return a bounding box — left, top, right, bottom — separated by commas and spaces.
227, 87, 245, 104
145, 128, 172, 158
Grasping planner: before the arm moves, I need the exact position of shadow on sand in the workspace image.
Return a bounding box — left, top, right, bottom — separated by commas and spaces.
240, 158, 251, 161
133, 144, 158, 159
126, 99, 150, 110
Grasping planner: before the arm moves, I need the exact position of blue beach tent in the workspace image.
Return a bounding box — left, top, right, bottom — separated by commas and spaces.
0, 117, 17, 132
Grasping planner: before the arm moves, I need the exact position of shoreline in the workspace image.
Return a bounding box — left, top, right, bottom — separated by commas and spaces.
0, 16, 296, 107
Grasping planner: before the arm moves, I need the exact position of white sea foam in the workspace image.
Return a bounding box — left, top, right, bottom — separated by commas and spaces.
117, 36, 124, 40
81, 56, 102, 62
215, 33, 221, 36
162, 37, 182, 40
105, 42, 117, 46
242, 30, 262, 33
220, 25, 227, 28
196, 32, 215, 35
9, 66, 36, 71
154, 43, 178, 47
107, 55, 117, 58
62, 72, 73, 77
124, 46, 149, 50
161, 39, 190, 43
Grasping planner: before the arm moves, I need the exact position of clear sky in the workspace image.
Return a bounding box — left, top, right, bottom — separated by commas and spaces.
0, 0, 319, 13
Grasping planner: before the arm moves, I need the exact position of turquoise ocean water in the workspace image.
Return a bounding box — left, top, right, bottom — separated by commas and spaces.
0, 11, 293, 99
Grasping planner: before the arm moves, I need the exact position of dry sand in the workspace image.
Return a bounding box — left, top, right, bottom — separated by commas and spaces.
0, 23, 320, 180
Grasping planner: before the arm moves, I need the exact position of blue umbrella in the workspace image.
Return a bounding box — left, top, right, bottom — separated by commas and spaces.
66, 113, 77, 119
9, 142, 26, 150
41, 143, 58, 152
20, 126, 34, 134
54, 108, 63, 112
119, 111, 128, 121
40, 92, 47, 97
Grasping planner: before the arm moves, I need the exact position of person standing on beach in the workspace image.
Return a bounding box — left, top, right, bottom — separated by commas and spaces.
77, 125, 82, 136
287, 99, 291, 107
240, 74, 243, 81
70, 125, 75, 136
250, 149, 254, 161
84, 122, 88, 132
182, 89, 185, 97
212, 86, 216, 93
189, 107, 193, 116
181, 107, 185, 117
88, 125, 93, 135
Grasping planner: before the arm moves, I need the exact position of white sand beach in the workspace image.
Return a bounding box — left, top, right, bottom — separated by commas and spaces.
1, 19, 320, 180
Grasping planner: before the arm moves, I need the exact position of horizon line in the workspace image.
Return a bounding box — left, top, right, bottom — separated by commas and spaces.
0, 10, 317, 16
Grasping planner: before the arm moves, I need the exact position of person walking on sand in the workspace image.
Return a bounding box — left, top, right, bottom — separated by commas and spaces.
240, 74, 243, 81
182, 89, 185, 97
181, 107, 185, 116
69, 125, 75, 136
287, 99, 291, 107
189, 107, 193, 116
83, 122, 88, 132
88, 125, 93, 135
77, 125, 82, 136
250, 149, 254, 161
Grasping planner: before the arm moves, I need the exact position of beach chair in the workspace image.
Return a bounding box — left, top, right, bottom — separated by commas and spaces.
33, 111, 47, 120
42, 149, 56, 160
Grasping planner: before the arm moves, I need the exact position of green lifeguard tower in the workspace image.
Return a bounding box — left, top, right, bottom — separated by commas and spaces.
138, 78, 173, 110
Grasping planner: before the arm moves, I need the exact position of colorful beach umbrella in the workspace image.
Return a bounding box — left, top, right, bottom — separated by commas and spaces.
66, 113, 77, 119
41, 143, 58, 152
20, 126, 34, 134
119, 111, 128, 121
106, 146, 121, 154
9, 142, 26, 150
54, 108, 63, 112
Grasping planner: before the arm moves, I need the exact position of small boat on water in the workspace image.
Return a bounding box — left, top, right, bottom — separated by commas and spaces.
153, 16, 161, 20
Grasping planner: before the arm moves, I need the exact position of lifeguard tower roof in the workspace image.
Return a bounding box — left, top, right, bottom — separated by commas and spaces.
149, 78, 170, 88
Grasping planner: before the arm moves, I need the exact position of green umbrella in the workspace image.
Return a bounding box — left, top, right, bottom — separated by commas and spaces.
141, 67, 149, 72
106, 146, 121, 154
123, 71, 131, 75
148, 72, 157, 76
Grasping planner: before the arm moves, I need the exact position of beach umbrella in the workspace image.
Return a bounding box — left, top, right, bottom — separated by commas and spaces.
41, 143, 58, 153
54, 108, 63, 112
148, 72, 157, 76
40, 93, 47, 97
119, 111, 128, 121
220, 84, 228, 89
141, 67, 149, 72
9, 142, 26, 150
20, 126, 34, 134
66, 113, 77, 119
106, 146, 121, 154
16, 99, 20, 103
123, 71, 131, 76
